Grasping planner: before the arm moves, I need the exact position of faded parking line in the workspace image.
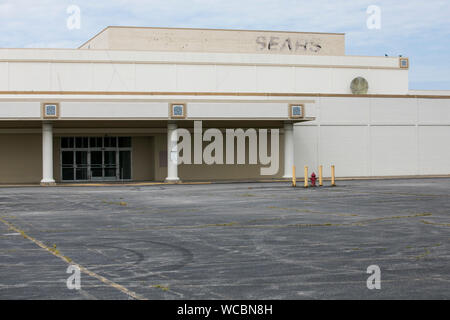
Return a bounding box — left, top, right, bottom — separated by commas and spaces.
0, 217, 146, 300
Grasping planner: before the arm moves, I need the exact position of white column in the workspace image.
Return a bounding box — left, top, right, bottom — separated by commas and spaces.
283, 122, 294, 179
40, 122, 55, 185
165, 123, 180, 183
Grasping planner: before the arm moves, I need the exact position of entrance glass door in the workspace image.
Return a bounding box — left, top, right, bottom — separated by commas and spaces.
75, 151, 88, 180
91, 150, 117, 180
90, 151, 103, 180
61, 151, 74, 181
103, 151, 117, 180
119, 151, 131, 180
60, 137, 132, 182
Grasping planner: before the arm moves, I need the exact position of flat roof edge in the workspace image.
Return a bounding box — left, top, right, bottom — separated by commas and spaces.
1, 92, 449, 99
78, 26, 109, 49
103, 25, 346, 36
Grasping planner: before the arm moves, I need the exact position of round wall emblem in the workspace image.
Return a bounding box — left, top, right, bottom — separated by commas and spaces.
350, 77, 369, 94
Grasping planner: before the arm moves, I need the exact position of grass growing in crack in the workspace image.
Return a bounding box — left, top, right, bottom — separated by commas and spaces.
360, 213, 432, 224
413, 243, 442, 260
102, 200, 127, 206
49, 244, 60, 255
99, 212, 433, 232
151, 284, 169, 291
420, 220, 450, 227
239, 193, 256, 197
267, 206, 359, 217
415, 249, 431, 260
211, 222, 238, 227
1, 249, 18, 253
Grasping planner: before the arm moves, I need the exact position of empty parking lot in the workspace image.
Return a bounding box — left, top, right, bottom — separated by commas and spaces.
0, 178, 449, 299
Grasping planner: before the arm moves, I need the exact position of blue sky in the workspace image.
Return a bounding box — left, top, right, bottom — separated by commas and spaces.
1, 0, 449, 90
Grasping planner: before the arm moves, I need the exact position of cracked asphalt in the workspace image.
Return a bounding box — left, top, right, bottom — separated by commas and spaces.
0, 178, 449, 300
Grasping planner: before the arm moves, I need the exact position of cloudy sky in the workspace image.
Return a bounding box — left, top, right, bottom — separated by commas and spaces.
0, 0, 449, 90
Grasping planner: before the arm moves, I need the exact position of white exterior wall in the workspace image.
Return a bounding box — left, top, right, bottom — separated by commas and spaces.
187, 102, 294, 119
60, 102, 168, 119
0, 102, 40, 118
0, 49, 408, 94
295, 97, 450, 177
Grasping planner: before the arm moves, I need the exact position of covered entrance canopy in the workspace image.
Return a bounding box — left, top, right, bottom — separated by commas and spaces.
0, 106, 314, 184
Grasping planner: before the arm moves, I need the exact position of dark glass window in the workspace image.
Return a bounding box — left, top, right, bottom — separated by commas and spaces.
76, 168, 88, 180
61, 137, 74, 149
75, 137, 88, 148
118, 137, 131, 148
61, 151, 74, 166
89, 137, 102, 148
62, 168, 74, 180
104, 137, 117, 148
75, 151, 88, 166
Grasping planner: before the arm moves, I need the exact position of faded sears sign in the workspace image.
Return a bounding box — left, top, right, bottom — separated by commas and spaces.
256, 36, 322, 53
79, 27, 345, 56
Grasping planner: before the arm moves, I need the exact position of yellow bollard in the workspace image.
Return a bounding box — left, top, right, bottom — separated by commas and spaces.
319, 165, 323, 187
304, 166, 308, 188
292, 166, 296, 187
331, 165, 336, 187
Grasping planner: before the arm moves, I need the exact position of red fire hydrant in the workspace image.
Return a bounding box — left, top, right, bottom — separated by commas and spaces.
310, 172, 317, 187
